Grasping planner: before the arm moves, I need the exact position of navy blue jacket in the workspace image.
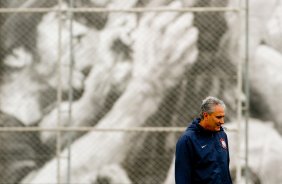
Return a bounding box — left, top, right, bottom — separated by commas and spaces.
175, 118, 232, 184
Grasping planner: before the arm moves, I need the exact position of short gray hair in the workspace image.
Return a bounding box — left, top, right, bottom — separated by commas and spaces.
200, 96, 225, 119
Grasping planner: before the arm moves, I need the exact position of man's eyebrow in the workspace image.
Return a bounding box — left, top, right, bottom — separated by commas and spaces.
216, 116, 224, 118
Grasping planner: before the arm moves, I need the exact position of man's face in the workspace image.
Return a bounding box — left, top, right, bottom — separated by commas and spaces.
204, 105, 225, 131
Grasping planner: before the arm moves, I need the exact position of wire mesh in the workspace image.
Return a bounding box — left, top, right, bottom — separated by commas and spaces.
3, 0, 277, 183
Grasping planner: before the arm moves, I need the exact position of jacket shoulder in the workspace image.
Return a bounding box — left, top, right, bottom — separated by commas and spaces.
177, 130, 196, 144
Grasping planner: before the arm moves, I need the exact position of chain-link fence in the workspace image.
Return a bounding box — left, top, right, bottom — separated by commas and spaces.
1, 0, 282, 184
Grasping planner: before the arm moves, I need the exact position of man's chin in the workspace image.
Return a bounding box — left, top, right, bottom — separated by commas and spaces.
215, 127, 221, 131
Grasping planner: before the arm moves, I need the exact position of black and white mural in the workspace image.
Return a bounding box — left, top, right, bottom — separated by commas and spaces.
0, 0, 282, 183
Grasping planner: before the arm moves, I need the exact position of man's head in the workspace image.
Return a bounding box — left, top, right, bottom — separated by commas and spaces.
199, 96, 225, 132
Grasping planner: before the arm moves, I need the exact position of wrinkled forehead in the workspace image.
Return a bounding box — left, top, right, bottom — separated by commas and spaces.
212, 105, 225, 114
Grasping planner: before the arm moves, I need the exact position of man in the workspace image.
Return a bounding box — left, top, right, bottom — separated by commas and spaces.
175, 96, 232, 184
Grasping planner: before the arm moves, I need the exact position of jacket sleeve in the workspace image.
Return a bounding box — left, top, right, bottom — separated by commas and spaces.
225, 133, 233, 183
175, 134, 194, 184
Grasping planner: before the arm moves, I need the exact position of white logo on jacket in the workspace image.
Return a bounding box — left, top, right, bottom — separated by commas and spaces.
201, 145, 207, 148
220, 138, 227, 149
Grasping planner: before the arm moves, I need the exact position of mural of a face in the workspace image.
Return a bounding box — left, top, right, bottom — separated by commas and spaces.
0, 3, 99, 124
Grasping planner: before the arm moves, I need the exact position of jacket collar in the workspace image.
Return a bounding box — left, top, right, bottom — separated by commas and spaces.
188, 117, 223, 134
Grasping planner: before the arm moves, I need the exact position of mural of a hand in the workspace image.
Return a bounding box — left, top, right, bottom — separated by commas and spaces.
131, 1, 198, 93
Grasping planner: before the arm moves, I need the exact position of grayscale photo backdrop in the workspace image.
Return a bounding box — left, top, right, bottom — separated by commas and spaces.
0, 0, 282, 183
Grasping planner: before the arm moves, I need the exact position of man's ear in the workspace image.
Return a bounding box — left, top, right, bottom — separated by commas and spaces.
203, 112, 208, 118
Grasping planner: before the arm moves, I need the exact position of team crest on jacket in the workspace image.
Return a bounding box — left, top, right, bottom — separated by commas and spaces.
220, 138, 227, 149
